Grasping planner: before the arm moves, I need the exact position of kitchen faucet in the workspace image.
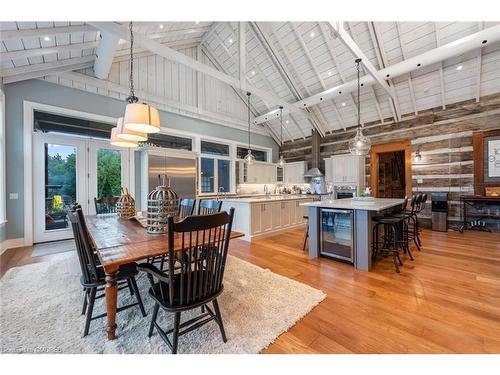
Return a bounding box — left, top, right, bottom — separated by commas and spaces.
264, 184, 270, 196
216, 186, 225, 201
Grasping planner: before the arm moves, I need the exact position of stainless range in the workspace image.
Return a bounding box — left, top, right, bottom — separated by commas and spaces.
334, 185, 357, 199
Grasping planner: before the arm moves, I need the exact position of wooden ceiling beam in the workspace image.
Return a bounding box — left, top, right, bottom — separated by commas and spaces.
1, 41, 99, 60
395, 22, 419, 116
434, 23, 447, 109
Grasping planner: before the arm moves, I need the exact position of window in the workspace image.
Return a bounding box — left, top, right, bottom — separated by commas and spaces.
236, 147, 267, 162
0, 89, 5, 224
147, 133, 192, 151
199, 140, 233, 194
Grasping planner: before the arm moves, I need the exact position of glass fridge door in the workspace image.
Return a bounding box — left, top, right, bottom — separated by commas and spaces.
320, 209, 354, 262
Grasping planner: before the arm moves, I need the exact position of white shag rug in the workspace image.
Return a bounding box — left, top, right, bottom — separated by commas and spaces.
0, 253, 325, 354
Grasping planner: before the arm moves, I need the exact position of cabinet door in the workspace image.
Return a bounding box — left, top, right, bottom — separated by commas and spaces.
324, 158, 333, 183
261, 203, 273, 232
272, 202, 282, 229
345, 156, 359, 183
332, 156, 344, 183
282, 201, 292, 226
250, 204, 261, 235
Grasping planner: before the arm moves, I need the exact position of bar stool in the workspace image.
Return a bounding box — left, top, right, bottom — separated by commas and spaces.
302, 216, 309, 251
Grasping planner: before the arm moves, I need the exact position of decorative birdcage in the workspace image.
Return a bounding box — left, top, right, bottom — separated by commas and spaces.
146, 175, 179, 234
116, 187, 136, 219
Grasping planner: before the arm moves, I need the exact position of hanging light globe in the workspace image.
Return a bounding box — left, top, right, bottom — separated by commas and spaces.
277, 154, 286, 167
244, 149, 255, 165
110, 127, 139, 148
123, 103, 161, 134
349, 126, 371, 155
115, 117, 147, 142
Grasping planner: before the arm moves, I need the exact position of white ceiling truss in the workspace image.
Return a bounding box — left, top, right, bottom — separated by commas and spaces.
1, 21, 500, 143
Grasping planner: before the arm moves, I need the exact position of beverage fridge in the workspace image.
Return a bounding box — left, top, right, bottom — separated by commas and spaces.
320, 208, 355, 263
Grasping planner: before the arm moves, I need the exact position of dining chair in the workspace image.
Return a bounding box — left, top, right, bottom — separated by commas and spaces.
138, 208, 235, 354
197, 199, 223, 215
178, 198, 196, 219
68, 205, 146, 337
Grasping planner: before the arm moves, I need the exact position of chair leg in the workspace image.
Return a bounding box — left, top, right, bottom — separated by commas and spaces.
212, 298, 227, 343
149, 303, 159, 338
201, 305, 205, 313
81, 288, 88, 315
171, 312, 181, 354
83, 287, 96, 337
127, 279, 135, 296
130, 277, 147, 317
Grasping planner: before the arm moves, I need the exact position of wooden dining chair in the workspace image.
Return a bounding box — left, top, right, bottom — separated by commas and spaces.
178, 198, 196, 219
68, 205, 146, 337
197, 199, 223, 215
138, 208, 235, 354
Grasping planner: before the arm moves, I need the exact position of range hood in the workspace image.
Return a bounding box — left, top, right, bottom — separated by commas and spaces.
304, 167, 323, 178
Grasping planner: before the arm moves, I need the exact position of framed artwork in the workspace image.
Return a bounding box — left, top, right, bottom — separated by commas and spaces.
487, 139, 500, 178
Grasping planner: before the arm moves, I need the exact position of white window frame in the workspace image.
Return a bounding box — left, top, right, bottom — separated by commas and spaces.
199, 138, 233, 195
0, 88, 6, 226
235, 143, 271, 163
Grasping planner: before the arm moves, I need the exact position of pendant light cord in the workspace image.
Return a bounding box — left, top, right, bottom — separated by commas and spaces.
247, 92, 251, 149
356, 58, 361, 129
127, 22, 138, 104
279, 106, 283, 146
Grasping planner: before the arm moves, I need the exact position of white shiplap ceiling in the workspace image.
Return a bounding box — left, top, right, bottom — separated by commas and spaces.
1, 21, 500, 142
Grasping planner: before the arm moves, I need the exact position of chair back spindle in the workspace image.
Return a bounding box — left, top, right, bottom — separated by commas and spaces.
178, 198, 196, 219
197, 199, 223, 215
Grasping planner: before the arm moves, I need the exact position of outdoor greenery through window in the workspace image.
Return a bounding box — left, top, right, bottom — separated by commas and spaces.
97, 149, 122, 198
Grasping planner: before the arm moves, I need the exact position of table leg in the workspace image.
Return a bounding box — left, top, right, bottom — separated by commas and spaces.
104, 265, 118, 340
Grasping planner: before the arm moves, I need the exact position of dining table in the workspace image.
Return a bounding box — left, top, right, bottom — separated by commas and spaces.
85, 214, 244, 340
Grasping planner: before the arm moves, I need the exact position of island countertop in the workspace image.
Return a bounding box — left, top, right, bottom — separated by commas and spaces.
301, 198, 404, 212
220, 194, 319, 203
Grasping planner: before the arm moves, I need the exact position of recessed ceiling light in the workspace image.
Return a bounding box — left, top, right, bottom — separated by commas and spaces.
159, 24, 164, 29
195, 21, 200, 25
310, 32, 315, 38
341, 102, 346, 107
327, 71, 332, 77
251, 70, 256, 76
228, 38, 233, 44
456, 65, 463, 71
285, 120, 289, 124
44, 36, 50, 41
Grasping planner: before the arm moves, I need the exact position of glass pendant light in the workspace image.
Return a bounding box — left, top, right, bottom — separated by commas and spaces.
277, 106, 286, 167
115, 117, 147, 142
123, 22, 161, 134
110, 127, 139, 148
244, 92, 255, 165
349, 58, 371, 156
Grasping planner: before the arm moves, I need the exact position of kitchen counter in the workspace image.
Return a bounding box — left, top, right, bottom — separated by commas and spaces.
303, 198, 404, 271
221, 194, 319, 203
302, 198, 404, 211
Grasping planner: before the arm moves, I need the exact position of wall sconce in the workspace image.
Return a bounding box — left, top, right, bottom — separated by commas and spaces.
415, 150, 422, 162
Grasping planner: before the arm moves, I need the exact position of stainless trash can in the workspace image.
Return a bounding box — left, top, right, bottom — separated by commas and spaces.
431, 192, 448, 232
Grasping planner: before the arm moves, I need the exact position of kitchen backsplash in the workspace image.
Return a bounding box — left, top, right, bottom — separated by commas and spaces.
237, 183, 310, 195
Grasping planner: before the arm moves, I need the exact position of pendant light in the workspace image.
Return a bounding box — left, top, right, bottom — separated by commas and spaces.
277, 106, 286, 167
349, 58, 371, 156
116, 117, 147, 142
123, 22, 161, 134
110, 126, 139, 148
244, 92, 255, 165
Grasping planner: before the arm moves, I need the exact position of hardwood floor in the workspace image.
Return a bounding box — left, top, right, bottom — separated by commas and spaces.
2, 228, 500, 353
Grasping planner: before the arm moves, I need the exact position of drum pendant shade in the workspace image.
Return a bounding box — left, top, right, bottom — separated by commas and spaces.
123, 103, 161, 134
115, 117, 147, 142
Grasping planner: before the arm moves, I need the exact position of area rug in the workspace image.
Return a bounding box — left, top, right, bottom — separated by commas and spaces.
0, 253, 325, 354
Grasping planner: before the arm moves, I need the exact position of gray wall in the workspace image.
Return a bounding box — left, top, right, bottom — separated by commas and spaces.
4, 79, 278, 241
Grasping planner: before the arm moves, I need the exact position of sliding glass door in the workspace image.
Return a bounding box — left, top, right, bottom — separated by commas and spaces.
33, 133, 133, 243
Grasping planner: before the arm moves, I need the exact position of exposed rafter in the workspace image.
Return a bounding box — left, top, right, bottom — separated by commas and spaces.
434, 23, 447, 109
89, 22, 302, 116
290, 22, 345, 131
93, 32, 119, 79
239, 22, 246, 89
395, 22, 419, 115
1, 41, 99, 60
0, 24, 95, 40
475, 22, 484, 103
254, 24, 500, 125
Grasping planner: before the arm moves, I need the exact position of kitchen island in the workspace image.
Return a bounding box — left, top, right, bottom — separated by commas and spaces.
220, 195, 316, 241
301, 198, 404, 271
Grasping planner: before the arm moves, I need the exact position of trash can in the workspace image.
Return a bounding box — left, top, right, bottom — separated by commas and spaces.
431, 192, 448, 232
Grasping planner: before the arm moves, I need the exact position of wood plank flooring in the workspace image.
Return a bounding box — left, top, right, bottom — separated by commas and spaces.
1, 228, 500, 353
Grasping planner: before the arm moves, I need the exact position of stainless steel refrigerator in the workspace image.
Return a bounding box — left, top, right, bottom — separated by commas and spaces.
139, 149, 197, 211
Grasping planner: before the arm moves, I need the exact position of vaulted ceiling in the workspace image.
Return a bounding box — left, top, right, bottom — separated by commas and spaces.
1, 21, 500, 143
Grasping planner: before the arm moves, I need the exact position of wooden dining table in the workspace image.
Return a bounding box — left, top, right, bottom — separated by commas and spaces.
85, 214, 244, 340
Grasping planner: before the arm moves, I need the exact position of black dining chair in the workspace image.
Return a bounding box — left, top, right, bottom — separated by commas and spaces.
138, 208, 235, 354
197, 199, 223, 215
68, 205, 146, 337
178, 198, 196, 219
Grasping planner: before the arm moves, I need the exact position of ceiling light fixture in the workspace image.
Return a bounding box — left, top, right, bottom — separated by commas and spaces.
115, 117, 147, 142
110, 126, 139, 148
456, 65, 463, 71
244, 92, 255, 165
310, 32, 315, 38
277, 106, 286, 167
228, 38, 233, 44
44, 36, 50, 41
341, 102, 346, 107
251, 70, 256, 76
195, 21, 200, 25
327, 71, 332, 76
159, 24, 164, 29
123, 22, 161, 135
349, 58, 371, 156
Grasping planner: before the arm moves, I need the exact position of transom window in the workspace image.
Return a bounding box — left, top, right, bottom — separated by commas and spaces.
236, 147, 268, 162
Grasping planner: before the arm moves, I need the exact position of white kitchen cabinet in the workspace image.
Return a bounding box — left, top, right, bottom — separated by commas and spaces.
250, 203, 262, 235
260, 203, 273, 232
272, 202, 282, 229
284, 161, 307, 184
240, 161, 277, 184
324, 154, 365, 187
